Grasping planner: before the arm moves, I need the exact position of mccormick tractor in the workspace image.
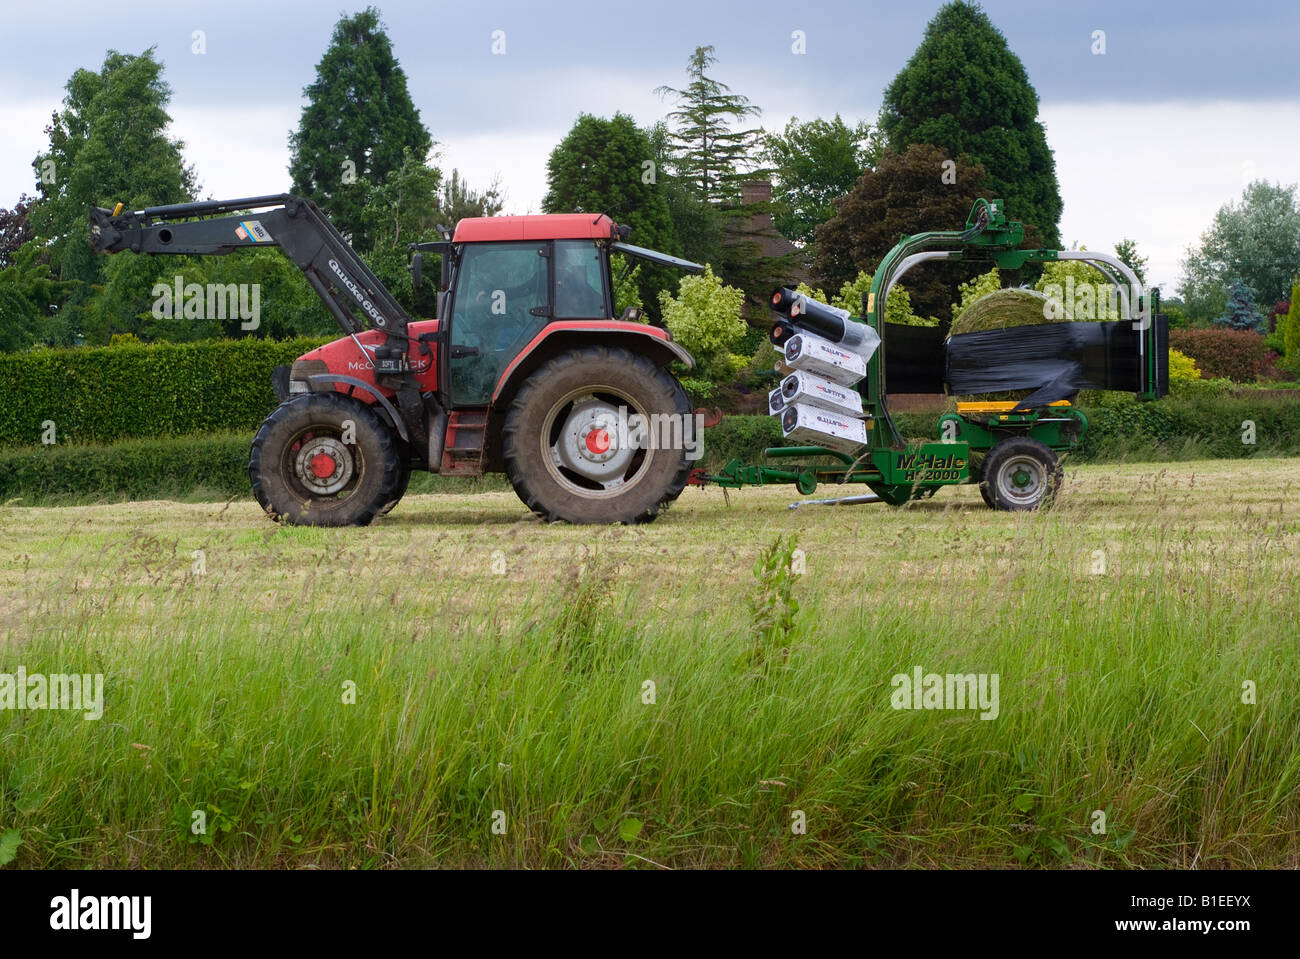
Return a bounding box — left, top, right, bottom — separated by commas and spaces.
90, 195, 705, 526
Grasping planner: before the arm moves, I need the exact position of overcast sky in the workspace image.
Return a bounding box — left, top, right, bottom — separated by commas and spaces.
1, 0, 1297, 293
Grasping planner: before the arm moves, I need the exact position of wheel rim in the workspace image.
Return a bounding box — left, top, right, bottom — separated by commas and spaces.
287, 429, 360, 498
541, 386, 653, 497
994, 453, 1048, 507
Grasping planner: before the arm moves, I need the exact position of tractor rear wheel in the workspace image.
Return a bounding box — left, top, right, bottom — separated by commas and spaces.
249, 392, 402, 527
502, 346, 693, 524
978, 436, 1063, 511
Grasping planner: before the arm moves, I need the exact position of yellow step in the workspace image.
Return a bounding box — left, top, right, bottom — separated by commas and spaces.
955, 400, 1072, 413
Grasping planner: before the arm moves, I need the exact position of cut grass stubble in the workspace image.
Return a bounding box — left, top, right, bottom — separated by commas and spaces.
0, 458, 1297, 868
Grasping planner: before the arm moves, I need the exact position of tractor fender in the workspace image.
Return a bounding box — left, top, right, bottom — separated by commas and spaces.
304, 373, 411, 443
491, 321, 695, 407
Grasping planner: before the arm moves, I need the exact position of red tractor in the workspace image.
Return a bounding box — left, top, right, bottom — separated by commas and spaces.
90, 195, 705, 526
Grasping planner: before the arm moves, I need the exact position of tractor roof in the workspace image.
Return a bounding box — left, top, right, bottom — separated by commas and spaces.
453, 213, 616, 243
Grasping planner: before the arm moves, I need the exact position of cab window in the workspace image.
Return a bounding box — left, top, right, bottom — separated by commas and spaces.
553, 240, 608, 319
449, 242, 549, 405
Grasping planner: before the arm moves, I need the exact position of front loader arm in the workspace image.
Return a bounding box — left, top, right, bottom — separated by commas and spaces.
90, 194, 411, 349
90, 194, 432, 463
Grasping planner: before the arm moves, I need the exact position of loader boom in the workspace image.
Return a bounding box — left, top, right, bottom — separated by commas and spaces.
90, 194, 434, 457
90, 194, 412, 361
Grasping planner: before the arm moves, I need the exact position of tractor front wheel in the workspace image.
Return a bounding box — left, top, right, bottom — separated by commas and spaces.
377, 445, 413, 517
978, 436, 1063, 511
502, 346, 693, 524
249, 392, 402, 526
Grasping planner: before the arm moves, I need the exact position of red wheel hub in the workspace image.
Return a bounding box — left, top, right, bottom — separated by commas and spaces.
584, 428, 611, 455
309, 451, 337, 479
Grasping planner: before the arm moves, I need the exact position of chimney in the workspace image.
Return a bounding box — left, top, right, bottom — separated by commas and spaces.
741, 179, 773, 235
741, 180, 771, 206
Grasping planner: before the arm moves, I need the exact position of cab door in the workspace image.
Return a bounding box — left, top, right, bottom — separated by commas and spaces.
446, 242, 551, 407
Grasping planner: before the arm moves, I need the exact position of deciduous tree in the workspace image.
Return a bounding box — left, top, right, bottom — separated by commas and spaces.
762, 115, 878, 251
813, 143, 993, 319
544, 113, 678, 314
1179, 180, 1300, 322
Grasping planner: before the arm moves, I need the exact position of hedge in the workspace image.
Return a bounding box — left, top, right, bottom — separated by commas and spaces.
0, 433, 255, 502
1169, 328, 1281, 382
1073, 394, 1300, 459
0, 337, 329, 447
4, 396, 1297, 505
0, 433, 507, 505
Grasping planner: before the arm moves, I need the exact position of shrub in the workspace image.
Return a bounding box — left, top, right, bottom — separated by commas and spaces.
1167, 348, 1200, 384
1283, 282, 1300, 359
1169, 328, 1278, 382
1171, 376, 1234, 400
1267, 299, 1290, 334
660, 266, 748, 398
951, 268, 1002, 322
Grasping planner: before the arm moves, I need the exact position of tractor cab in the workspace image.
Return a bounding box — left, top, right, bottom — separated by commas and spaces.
410, 214, 701, 408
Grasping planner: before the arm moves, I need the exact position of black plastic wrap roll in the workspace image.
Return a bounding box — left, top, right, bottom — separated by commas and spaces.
788, 296, 850, 344
770, 287, 800, 315
776, 305, 1165, 408
946, 320, 1146, 409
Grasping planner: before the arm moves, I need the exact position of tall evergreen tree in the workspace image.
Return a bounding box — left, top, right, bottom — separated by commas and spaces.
645, 120, 722, 270
879, 1, 1062, 249
289, 7, 432, 248
544, 113, 679, 313
654, 46, 764, 205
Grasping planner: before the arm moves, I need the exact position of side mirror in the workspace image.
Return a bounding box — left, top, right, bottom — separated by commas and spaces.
410, 252, 423, 290
619, 306, 643, 324
440, 253, 451, 291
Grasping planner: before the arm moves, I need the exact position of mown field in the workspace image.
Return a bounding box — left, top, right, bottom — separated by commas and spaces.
1, 457, 1298, 869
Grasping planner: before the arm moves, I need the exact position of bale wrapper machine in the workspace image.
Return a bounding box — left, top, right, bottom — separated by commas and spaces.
697, 199, 1170, 511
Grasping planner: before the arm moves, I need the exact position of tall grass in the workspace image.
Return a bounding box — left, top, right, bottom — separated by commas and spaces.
1, 460, 1297, 868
